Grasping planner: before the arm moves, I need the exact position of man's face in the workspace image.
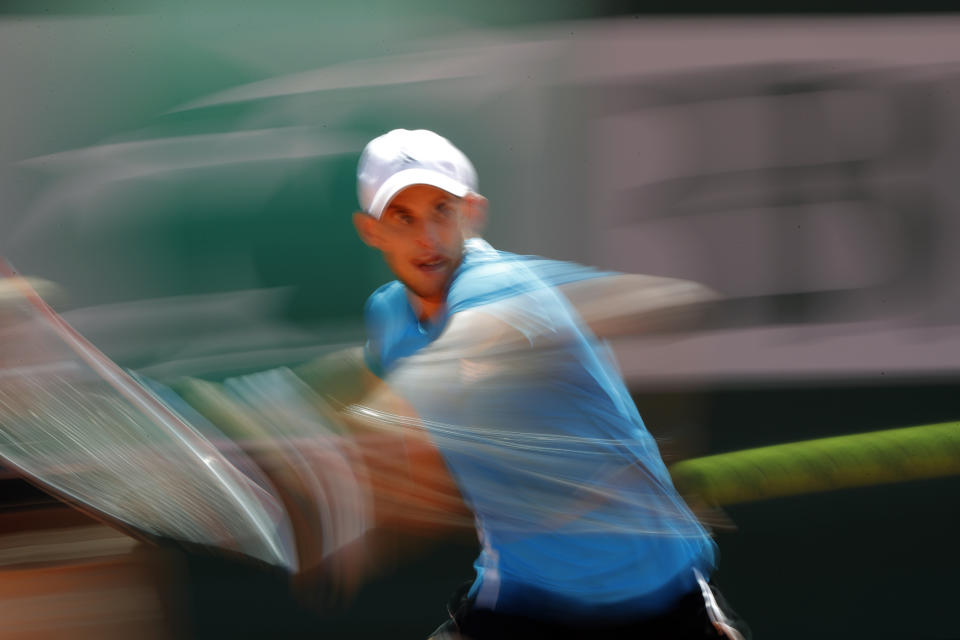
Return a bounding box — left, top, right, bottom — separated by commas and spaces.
363, 184, 468, 306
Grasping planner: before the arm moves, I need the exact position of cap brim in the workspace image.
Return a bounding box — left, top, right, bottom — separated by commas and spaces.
367, 168, 470, 219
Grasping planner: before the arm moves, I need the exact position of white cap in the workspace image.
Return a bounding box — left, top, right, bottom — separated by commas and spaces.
357, 129, 478, 219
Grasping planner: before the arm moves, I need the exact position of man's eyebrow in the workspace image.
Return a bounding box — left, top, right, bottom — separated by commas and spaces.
386, 204, 412, 216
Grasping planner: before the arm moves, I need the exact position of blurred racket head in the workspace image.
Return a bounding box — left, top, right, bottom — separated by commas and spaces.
0, 260, 297, 572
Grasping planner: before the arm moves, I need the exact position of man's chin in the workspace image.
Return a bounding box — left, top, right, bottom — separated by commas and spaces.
400, 278, 447, 304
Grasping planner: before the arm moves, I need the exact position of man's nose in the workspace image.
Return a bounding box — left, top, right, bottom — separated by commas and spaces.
416, 220, 441, 248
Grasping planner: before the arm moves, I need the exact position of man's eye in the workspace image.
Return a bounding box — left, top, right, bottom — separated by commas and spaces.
399, 214, 414, 224
436, 203, 454, 216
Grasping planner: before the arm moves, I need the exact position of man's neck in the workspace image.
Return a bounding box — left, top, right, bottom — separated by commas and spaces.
407, 292, 445, 323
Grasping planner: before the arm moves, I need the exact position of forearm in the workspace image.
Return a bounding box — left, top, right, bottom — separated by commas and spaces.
558, 273, 718, 338
178, 355, 468, 537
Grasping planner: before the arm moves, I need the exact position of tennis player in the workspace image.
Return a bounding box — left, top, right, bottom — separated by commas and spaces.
350, 129, 748, 639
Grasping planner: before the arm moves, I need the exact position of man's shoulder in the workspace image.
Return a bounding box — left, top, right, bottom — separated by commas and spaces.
367, 279, 405, 302
448, 246, 527, 314
449, 241, 614, 315
362, 281, 407, 378
364, 280, 406, 316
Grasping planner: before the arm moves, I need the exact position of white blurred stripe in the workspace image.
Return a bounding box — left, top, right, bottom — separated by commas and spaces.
19, 127, 362, 176
0, 361, 82, 380
171, 41, 555, 112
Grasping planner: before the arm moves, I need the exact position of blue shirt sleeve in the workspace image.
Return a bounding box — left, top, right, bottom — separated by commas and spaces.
362, 283, 394, 379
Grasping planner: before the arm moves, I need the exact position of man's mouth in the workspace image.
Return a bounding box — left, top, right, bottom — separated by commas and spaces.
416, 257, 447, 272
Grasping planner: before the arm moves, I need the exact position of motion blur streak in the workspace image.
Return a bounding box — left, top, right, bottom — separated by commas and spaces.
6, 17, 960, 385
671, 420, 960, 507
171, 41, 555, 112
3, 9, 960, 638
0, 264, 296, 571
0, 260, 719, 603
0, 560, 168, 640
12, 128, 363, 247
7, 251, 956, 607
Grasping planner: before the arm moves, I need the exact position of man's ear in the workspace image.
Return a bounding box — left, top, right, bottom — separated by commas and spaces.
353, 211, 382, 249
462, 194, 488, 237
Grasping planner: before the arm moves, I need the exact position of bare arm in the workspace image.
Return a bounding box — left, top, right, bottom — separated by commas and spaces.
556, 273, 718, 338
